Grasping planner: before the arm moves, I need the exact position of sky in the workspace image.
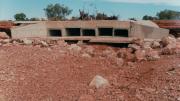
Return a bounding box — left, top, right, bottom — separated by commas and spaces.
0, 0, 180, 20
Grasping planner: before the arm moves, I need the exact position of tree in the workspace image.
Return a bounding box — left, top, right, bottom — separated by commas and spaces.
14, 13, 26, 21
79, 9, 90, 20
129, 18, 137, 21
156, 9, 180, 20
96, 13, 108, 20
29, 17, 40, 21
44, 3, 72, 20
95, 13, 118, 20
142, 15, 158, 20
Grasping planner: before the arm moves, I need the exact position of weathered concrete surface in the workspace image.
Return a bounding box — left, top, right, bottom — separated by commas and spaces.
11, 20, 169, 42
11, 22, 47, 38
130, 22, 169, 39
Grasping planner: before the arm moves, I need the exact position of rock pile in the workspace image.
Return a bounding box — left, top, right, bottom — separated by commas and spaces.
0, 36, 179, 64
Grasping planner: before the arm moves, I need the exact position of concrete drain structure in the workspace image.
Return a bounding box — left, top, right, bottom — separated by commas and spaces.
11, 20, 169, 43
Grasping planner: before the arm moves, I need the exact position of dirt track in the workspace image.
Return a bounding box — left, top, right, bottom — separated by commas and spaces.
0, 44, 180, 101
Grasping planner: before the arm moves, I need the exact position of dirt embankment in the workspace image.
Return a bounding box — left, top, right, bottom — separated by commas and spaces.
0, 35, 179, 101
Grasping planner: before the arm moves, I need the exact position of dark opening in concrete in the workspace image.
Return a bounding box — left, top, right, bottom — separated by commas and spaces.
99, 28, 113, 36
65, 40, 79, 44
66, 28, 81, 36
82, 29, 96, 36
0, 29, 11, 37
114, 29, 128, 37
49, 29, 62, 37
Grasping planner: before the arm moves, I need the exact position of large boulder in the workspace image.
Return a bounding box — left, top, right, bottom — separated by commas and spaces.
146, 50, 160, 61
151, 41, 160, 49
22, 38, 33, 45
128, 44, 141, 51
40, 41, 49, 47
131, 38, 144, 46
161, 46, 176, 55
1, 39, 12, 44
89, 75, 110, 89
135, 50, 146, 61
143, 41, 152, 49
161, 36, 177, 55
0, 32, 9, 39
161, 36, 176, 47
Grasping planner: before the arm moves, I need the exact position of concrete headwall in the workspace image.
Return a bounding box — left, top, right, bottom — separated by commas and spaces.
130, 23, 169, 39
11, 21, 169, 40
11, 22, 47, 38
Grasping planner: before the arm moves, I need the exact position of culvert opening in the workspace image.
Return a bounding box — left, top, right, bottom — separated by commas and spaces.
49, 29, 62, 37
0, 29, 11, 38
99, 28, 113, 36
114, 29, 128, 37
65, 40, 79, 44
82, 29, 96, 36
66, 28, 81, 36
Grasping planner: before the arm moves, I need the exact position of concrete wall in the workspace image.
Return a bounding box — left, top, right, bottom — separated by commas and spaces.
11, 21, 169, 39
11, 22, 47, 38
130, 23, 169, 39
46, 21, 130, 37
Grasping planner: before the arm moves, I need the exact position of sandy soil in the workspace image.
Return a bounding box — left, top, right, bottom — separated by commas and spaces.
0, 44, 179, 101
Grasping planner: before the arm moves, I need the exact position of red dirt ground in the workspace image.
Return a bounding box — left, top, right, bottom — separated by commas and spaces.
0, 44, 180, 101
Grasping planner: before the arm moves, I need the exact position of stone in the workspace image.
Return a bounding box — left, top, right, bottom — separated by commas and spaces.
78, 94, 95, 101
82, 53, 91, 58
57, 40, 68, 47
132, 38, 144, 46
89, 75, 110, 89
161, 36, 176, 47
144, 87, 156, 93
84, 46, 94, 55
1, 39, 11, 44
128, 44, 141, 51
115, 58, 124, 67
143, 41, 152, 49
146, 50, 160, 61
68, 44, 82, 52
135, 50, 146, 61
151, 41, 160, 49
22, 38, 33, 45
40, 41, 49, 47
161, 46, 176, 55
77, 40, 84, 45
0, 32, 9, 39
